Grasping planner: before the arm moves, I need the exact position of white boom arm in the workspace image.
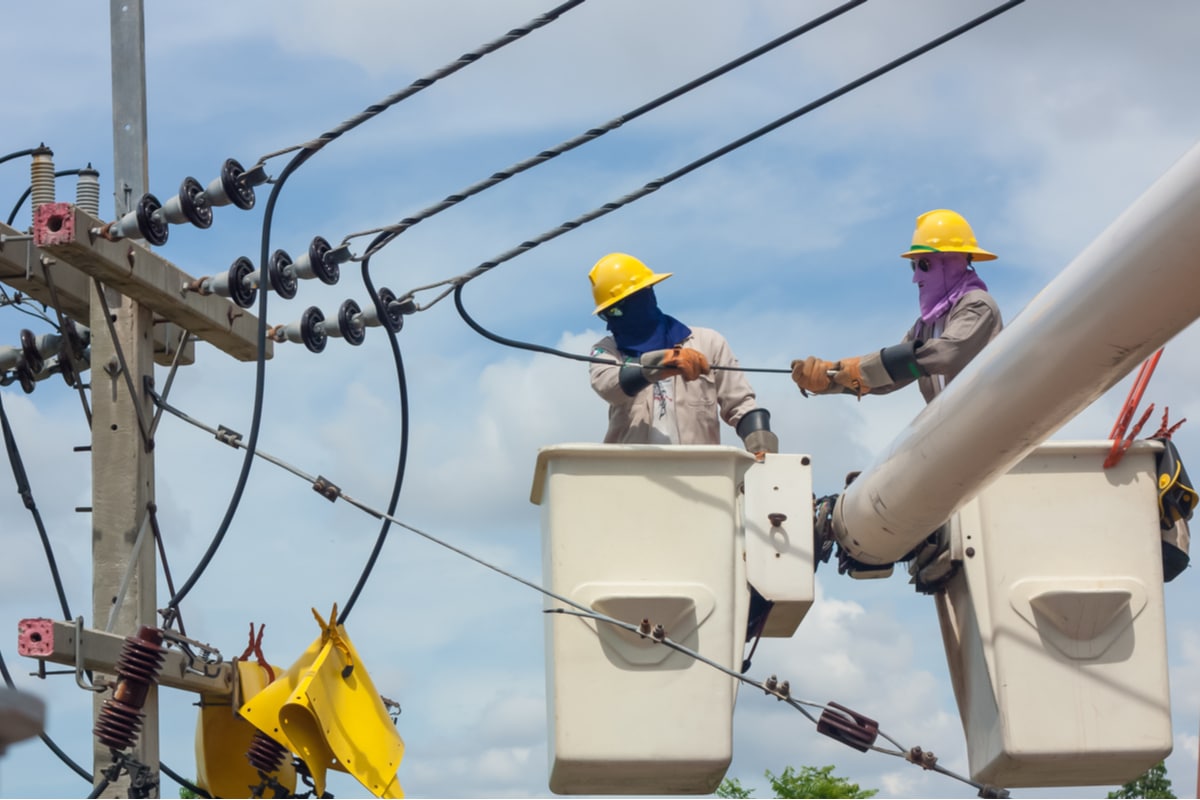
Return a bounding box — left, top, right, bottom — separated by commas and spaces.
835, 139, 1200, 565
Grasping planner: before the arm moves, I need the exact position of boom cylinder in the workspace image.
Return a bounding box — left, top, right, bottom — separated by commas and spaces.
834, 139, 1200, 565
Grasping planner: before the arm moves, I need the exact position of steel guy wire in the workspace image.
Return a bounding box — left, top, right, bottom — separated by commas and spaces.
165, 0, 590, 616
148, 390, 1004, 797
147, 503, 187, 636
343, 0, 871, 260
91, 277, 153, 452
385, 0, 1028, 312
104, 506, 152, 633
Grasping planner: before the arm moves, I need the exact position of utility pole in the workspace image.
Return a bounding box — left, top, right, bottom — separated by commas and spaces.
89, 1, 157, 795
5, 0, 268, 795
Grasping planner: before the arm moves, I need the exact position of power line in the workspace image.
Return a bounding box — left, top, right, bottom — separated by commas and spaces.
344, 0, 871, 259
452, 280, 792, 373
164, 0, 590, 613
147, 389, 1004, 798
389, 0, 1028, 312
338, 244, 410, 625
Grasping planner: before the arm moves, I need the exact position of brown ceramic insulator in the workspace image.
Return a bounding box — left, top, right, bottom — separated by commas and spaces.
246, 730, 288, 774
93, 626, 166, 751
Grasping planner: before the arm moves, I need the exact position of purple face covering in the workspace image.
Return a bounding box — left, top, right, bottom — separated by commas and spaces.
913, 255, 989, 324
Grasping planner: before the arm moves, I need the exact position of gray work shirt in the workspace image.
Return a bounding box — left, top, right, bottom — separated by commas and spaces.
858, 289, 1003, 403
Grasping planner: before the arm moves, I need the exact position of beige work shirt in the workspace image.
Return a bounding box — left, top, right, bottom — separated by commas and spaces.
589, 326, 759, 444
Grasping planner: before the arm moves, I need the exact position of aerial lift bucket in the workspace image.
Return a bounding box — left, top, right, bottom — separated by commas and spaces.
938, 440, 1172, 788
531, 444, 814, 795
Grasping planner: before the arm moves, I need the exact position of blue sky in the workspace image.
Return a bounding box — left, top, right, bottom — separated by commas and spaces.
4, 1, 1200, 797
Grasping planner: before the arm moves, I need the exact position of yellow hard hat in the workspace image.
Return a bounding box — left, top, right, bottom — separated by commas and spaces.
901, 209, 996, 261
588, 252, 672, 315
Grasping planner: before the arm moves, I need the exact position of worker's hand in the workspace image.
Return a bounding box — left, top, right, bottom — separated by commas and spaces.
642, 347, 710, 382
791, 356, 837, 394
742, 429, 779, 459
831, 356, 869, 397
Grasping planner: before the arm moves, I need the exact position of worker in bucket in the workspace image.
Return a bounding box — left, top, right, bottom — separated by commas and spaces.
587, 252, 778, 455
791, 209, 1002, 402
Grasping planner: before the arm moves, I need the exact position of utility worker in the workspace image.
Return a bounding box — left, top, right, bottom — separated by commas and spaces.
791, 209, 1002, 401
587, 252, 778, 455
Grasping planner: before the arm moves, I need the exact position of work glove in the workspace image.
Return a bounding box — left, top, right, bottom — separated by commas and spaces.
831, 356, 869, 397
742, 429, 779, 458
641, 347, 710, 382
790, 356, 837, 394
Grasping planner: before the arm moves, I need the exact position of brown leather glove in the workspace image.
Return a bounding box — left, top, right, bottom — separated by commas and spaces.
791, 356, 837, 394
831, 356, 869, 397
642, 347, 710, 381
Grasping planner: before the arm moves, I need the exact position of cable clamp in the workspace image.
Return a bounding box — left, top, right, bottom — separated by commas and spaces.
312, 475, 340, 502
160, 628, 225, 679
215, 424, 242, 448
906, 745, 938, 770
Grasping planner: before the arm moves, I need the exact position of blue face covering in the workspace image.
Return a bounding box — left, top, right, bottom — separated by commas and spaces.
604, 287, 692, 357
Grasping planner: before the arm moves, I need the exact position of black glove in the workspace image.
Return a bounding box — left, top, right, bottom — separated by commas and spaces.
737, 409, 778, 456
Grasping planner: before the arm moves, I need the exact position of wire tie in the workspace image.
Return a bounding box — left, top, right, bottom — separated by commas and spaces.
215, 425, 242, 448
312, 476, 340, 502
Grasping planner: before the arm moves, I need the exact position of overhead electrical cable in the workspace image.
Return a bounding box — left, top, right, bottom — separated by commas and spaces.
164, 0, 589, 612
344, 0, 871, 258
254, 0, 588, 167
0, 648, 93, 783
7, 168, 83, 226
0, 148, 40, 168
337, 240, 411, 626
453, 281, 791, 373
148, 391, 1003, 797
389, 0, 1027, 313
0, 390, 74, 620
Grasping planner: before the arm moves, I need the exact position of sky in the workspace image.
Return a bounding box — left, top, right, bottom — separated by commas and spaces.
3, 0, 1200, 797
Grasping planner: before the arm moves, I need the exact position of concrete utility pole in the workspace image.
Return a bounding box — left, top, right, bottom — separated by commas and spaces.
5, 2, 265, 795
89, 1, 157, 795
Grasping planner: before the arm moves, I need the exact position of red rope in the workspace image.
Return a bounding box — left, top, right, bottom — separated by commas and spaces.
1104, 348, 1164, 469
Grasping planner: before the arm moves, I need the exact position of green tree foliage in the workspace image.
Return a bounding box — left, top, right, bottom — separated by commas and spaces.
1107, 761, 1175, 799
717, 765, 878, 799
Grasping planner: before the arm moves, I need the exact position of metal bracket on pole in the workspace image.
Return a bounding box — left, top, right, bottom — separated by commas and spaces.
1, 218, 194, 367
31, 203, 270, 363
17, 618, 233, 699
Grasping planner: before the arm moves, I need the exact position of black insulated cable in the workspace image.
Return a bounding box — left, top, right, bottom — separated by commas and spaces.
0, 649, 92, 783
7, 168, 83, 226
159, 762, 210, 799
406, 0, 1028, 303
338, 234, 410, 625
255, 0, 589, 166
0, 148, 40, 168
0, 390, 73, 620
452, 281, 791, 374
350, 0, 871, 257
165, 0, 589, 612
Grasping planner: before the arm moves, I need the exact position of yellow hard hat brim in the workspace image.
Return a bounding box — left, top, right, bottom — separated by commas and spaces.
591, 271, 672, 315
900, 246, 997, 262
